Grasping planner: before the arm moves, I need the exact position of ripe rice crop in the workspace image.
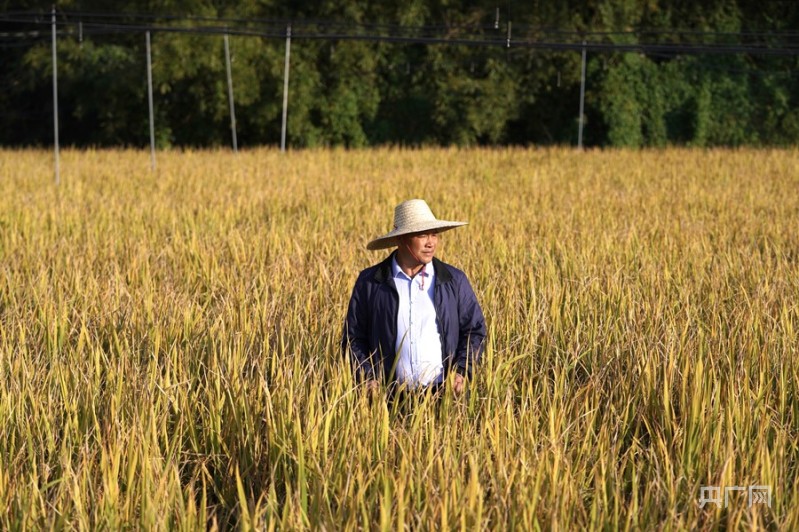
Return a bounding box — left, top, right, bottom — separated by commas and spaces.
0, 147, 797, 529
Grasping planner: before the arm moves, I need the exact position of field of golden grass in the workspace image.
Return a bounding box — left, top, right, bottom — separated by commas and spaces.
1, 147, 798, 529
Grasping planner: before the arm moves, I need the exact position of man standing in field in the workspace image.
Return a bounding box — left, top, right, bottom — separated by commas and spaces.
342, 199, 486, 399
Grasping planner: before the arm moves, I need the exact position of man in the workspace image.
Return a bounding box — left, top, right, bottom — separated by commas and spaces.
341, 199, 486, 398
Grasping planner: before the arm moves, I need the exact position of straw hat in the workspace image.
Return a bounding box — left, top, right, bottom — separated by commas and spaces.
367, 199, 467, 250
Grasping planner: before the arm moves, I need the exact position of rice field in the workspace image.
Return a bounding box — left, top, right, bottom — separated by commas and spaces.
1, 147, 798, 529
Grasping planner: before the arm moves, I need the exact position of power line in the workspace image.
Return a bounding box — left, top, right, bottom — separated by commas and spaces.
0, 21, 797, 57
1, 10, 798, 57
43, 9, 799, 38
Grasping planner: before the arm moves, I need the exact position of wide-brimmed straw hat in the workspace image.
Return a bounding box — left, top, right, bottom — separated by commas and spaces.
367, 199, 467, 250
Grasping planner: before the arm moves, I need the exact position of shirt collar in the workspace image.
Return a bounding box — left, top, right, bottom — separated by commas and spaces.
391, 255, 435, 281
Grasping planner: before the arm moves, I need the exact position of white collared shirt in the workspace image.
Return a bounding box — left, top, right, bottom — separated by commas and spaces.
391, 256, 444, 387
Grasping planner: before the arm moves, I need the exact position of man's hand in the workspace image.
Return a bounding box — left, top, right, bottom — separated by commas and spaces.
452, 373, 466, 395
364, 379, 380, 394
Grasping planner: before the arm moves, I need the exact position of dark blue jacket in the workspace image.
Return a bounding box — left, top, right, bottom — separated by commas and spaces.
342, 251, 486, 383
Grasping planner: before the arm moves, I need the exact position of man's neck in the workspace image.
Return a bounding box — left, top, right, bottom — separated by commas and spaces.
395, 249, 427, 277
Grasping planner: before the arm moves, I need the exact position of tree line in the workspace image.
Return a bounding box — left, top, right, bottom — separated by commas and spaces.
1, 0, 797, 148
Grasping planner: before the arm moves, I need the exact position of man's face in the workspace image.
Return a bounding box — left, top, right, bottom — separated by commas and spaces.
399, 231, 439, 263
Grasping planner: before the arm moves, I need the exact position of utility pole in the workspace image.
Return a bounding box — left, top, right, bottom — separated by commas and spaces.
281, 24, 291, 152
51, 6, 60, 185
224, 33, 238, 152
146, 31, 156, 171
578, 40, 587, 149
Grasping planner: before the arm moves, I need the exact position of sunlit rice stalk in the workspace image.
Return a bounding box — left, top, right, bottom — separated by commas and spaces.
0, 147, 797, 529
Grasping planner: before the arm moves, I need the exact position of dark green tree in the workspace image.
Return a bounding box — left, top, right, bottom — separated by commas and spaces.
0, 0, 797, 147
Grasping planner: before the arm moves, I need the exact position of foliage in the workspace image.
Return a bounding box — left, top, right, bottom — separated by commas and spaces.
0, 0, 797, 147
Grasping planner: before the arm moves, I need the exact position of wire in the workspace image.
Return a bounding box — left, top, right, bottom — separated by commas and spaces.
3, 9, 799, 39
1, 10, 797, 57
